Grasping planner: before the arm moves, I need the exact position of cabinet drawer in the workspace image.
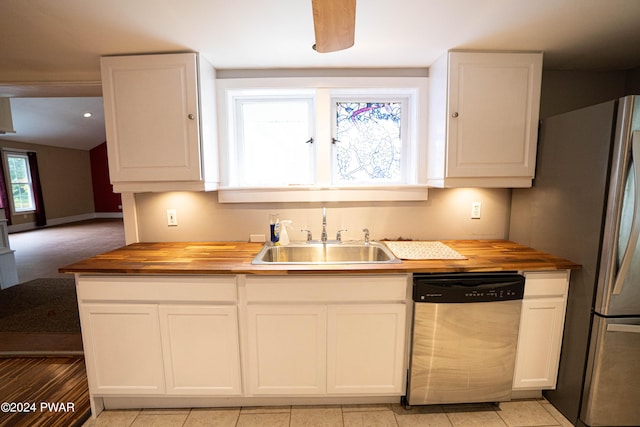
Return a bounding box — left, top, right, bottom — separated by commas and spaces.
245, 275, 410, 302
77, 275, 237, 302
523, 271, 569, 298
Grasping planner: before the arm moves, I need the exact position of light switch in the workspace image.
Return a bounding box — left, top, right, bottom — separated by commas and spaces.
167, 209, 178, 226
471, 202, 481, 219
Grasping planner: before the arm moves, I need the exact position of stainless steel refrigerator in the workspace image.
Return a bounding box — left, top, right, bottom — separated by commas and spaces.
510, 95, 640, 427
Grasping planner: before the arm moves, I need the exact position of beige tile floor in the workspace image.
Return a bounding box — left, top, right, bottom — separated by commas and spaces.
82, 399, 574, 426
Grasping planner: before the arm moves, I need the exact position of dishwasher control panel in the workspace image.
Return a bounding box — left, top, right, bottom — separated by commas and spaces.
413, 273, 525, 303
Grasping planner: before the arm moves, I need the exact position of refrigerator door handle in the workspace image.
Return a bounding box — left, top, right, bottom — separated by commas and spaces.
613, 132, 640, 295
607, 323, 640, 333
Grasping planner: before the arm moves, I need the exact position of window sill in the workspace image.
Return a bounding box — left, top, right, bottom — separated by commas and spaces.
217, 185, 429, 203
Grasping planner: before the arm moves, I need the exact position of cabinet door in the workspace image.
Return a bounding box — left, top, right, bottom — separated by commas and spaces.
447, 52, 542, 180
101, 53, 202, 182
159, 305, 241, 395
513, 297, 567, 389
327, 304, 406, 394
80, 303, 165, 395
246, 305, 327, 395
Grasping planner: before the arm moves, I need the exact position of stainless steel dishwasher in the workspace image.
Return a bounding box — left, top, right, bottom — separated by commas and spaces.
406, 273, 525, 406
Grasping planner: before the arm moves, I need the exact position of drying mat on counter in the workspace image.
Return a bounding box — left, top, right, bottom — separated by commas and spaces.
383, 241, 467, 260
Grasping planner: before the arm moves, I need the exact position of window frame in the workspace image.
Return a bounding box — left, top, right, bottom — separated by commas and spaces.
3, 151, 36, 214
231, 92, 316, 187
216, 77, 429, 203
330, 91, 415, 186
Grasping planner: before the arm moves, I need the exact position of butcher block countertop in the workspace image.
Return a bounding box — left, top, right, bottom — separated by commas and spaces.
59, 240, 580, 275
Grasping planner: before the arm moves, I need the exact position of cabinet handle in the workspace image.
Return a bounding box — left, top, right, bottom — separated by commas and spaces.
452, 112, 459, 118
187, 114, 196, 120
613, 132, 640, 295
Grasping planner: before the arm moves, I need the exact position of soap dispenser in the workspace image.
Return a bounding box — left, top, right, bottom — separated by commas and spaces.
279, 220, 292, 246
270, 214, 280, 244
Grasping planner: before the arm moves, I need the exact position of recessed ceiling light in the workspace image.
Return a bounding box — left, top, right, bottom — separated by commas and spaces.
83, 112, 92, 118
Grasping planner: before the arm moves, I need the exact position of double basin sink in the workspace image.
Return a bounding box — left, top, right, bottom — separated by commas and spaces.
252, 241, 401, 265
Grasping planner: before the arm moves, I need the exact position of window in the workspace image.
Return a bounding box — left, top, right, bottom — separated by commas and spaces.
331, 89, 418, 186
234, 95, 315, 187
334, 101, 402, 184
217, 77, 428, 202
5, 152, 35, 212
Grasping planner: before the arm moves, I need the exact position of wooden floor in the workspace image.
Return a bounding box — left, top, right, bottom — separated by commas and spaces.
0, 356, 90, 426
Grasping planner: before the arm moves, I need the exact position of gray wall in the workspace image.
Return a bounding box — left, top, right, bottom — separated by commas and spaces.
540, 67, 640, 118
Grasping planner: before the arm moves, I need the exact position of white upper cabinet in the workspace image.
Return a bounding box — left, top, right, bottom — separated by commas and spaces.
427, 51, 543, 188
101, 53, 218, 192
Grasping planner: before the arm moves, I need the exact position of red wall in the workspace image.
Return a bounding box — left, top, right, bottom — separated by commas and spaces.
90, 142, 122, 213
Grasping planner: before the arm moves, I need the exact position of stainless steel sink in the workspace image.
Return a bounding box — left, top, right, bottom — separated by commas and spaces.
251, 242, 401, 264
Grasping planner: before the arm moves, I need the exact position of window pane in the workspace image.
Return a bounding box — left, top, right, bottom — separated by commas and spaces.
239, 100, 314, 186
334, 102, 402, 184
6, 154, 35, 212
8, 156, 29, 183
12, 183, 34, 211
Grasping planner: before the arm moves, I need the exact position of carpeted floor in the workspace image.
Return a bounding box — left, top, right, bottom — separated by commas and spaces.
0, 278, 79, 334
9, 218, 125, 283
0, 219, 124, 354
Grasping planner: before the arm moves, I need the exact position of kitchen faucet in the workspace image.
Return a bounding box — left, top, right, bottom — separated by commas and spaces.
321, 207, 328, 243
304, 208, 345, 243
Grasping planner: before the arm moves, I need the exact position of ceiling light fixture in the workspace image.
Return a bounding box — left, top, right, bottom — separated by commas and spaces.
311, 0, 356, 53
83, 112, 92, 118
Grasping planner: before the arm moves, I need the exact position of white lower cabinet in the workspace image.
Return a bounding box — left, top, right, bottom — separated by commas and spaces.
244, 275, 409, 397
74, 269, 577, 416
327, 304, 406, 394
513, 271, 570, 390
246, 305, 327, 395
77, 273, 410, 415
81, 303, 166, 395
77, 276, 241, 397
159, 305, 241, 395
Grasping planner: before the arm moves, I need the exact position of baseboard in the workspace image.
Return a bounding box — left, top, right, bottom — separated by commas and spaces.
94, 212, 124, 219
102, 395, 401, 410
7, 212, 123, 233
511, 390, 543, 399
0, 350, 84, 357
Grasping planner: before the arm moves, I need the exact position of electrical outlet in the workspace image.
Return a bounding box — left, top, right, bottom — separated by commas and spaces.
470, 201, 481, 219
166, 209, 178, 226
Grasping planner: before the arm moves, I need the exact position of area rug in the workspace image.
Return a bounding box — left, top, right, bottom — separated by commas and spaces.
0, 278, 80, 334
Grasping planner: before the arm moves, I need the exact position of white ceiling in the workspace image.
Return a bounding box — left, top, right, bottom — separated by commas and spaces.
1, 97, 106, 151
1, 0, 640, 150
